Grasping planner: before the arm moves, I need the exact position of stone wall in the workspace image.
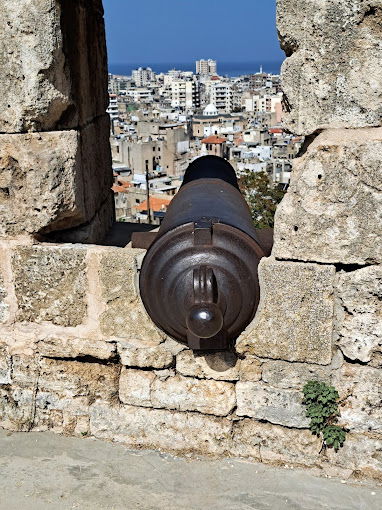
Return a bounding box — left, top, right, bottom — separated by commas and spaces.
0, 240, 380, 482
0, 0, 114, 242
0, 0, 381, 485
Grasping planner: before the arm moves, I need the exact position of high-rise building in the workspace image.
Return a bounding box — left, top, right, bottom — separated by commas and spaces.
210, 82, 232, 113
196, 59, 217, 76
171, 80, 200, 109
132, 67, 155, 87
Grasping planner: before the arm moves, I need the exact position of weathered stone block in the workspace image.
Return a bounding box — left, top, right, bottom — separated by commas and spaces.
13, 245, 87, 327
236, 382, 309, 428
37, 336, 116, 361
119, 368, 155, 407
236, 257, 335, 365
231, 419, 321, 465
0, 272, 8, 324
34, 358, 119, 417
278, 0, 382, 135
117, 340, 174, 369
0, 121, 113, 240
336, 266, 382, 362
325, 433, 382, 481
237, 356, 263, 382
333, 364, 382, 433
0, 344, 11, 384
273, 130, 382, 265
0, 131, 83, 236
0, 0, 108, 132
176, 350, 240, 381
262, 360, 332, 389
99, 248, 164, 341
0, 386, 35, 431
151, 374, 236, 416
90, 403, 232, 455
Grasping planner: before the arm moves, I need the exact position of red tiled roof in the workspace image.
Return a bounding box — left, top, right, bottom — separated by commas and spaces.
112, 180, 132, 193
269, 128, 283, 134
137, 196, 172, 212
201, 135, 226, 144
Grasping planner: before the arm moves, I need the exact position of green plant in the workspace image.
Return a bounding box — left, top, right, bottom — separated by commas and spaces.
302, 380, 346, 452
239, 170, 286, 228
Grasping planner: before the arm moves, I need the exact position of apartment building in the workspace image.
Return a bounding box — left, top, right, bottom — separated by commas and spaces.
196, 59, 217, 75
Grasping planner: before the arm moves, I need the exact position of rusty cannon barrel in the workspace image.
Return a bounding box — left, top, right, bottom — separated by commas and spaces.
132, 155, 273, 351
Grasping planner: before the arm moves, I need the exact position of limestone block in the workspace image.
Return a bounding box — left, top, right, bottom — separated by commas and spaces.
0, 273, 8, 324
37, 336, 116, 361
151, 374, 236, 416
176, 350, 240, 381
336, 266, 382, 362
119, 368, 155, 407
237, 356, 263, 382
13, 245, 87, 327
273, 130, 382, 265
333, 364, 382, 433
99, 248, 164, 341
236, 382, 309, 428
0, 344, 11, 384
117, 340, 174, 369
236, 257, 335, 365
278, 0, 382, 135
49, 193, 115, 245
324, 433, 382, 481
0, 0, 108, 132
90, 403, 232, 455
262, 360, 332, 389
34, 358, 119, 416
0, 131, 83, 236
0, 121, 113, 240
231, 419, 321, 465
0, 386, 35, 431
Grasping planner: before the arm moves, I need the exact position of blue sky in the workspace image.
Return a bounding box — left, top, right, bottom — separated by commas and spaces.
104, 0, 284, 64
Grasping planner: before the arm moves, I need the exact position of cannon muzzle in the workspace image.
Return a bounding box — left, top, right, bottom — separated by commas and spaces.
132, 155, 273, 351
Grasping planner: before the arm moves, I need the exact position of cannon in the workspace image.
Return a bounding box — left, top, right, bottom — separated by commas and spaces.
132, 155, 273, 351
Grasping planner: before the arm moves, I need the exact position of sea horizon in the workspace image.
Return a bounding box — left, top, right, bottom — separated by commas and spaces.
109, 61, 283, 78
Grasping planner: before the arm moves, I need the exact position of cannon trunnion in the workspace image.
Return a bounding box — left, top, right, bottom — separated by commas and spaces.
133, 156, 273, 351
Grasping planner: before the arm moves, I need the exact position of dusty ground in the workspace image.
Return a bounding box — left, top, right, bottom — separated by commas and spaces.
0, 429, 381, 510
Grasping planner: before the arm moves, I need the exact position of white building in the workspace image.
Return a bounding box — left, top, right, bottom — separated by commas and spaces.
210, 82, 232, 113
106, 94, 119, 120
132, 67, 155, 87
171, 81, 200, 109
196, 59, 217, 76
244, 93, 282, 114
126, 88, 152, 103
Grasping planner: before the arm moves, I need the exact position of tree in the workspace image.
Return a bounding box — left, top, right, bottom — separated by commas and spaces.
239, 170, 286, 228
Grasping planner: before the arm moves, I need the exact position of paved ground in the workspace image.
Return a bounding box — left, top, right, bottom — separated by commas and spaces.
0, 429, 381, 510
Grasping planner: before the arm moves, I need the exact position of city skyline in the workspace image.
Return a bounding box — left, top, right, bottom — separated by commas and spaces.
104, 0, 284, 65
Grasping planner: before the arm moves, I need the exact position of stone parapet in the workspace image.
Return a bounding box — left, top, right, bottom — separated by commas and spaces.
0, 241, 380, 482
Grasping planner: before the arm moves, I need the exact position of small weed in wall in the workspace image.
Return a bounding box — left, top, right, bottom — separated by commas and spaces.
302, 380, 346, 452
